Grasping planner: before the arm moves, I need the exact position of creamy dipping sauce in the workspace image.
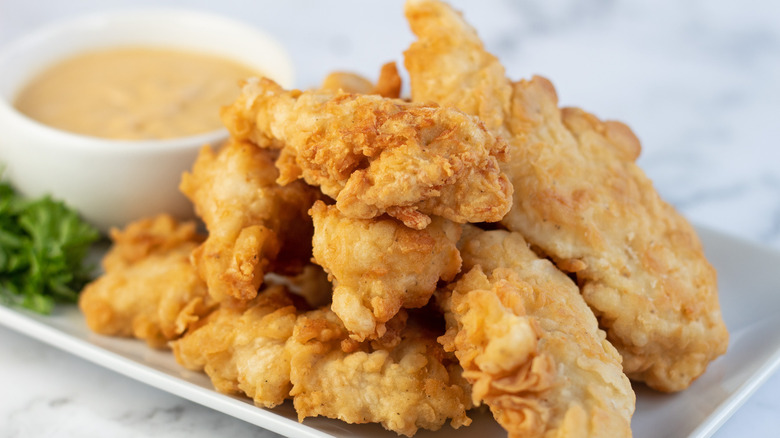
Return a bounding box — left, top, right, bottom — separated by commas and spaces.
13, 47, 259, 140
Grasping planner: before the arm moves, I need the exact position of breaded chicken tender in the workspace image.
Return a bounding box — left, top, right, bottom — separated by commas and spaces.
320, 71, 374, 95
404, 0, 728, 391
180, 138, 320, 303
310, 201, 461, 341
439, 226, 634, 437
79, 215, 213, 348
171, 285, 298, 408
320, 61, 403, 99
372, 61, 404, 99
405, 0, 510, 137
221, 76, 512, 230
287, 308, 472, 436
99, 213, 202, 272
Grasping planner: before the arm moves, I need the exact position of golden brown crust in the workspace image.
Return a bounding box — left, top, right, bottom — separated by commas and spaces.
101, 215, 201, 270
179, 138, 320, 304
310, 200, 461, 340
404, 0, 511, 136
287, 308, 472, 436
320, 72, 375, 95
373, 62, 403, 99
171, 285, 298, 408
79, 214, 214, 348
404, 0, 728, 392
506, 82, 728, 391
320, 61, 403, 99
221, 77, 512, 229
440, 226, 634, 438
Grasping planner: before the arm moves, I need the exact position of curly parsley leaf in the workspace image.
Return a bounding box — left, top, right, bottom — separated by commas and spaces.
0, 181, 100, 314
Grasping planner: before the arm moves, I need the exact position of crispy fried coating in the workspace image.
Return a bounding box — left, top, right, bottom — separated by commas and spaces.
404, 0, 728, 391
171, 285, 298, 408
310, 200, 461, 341
320, 71, 374, 95
79, 215, 213, 348
373, 62, 404, 99
287, 308, 472, 436
180, 138, 320, 304
221, 76, 512, 230
439, 225, 634, 437
405, 0, 510, 136
100, 213, 202, 272
320, 61, 402, 99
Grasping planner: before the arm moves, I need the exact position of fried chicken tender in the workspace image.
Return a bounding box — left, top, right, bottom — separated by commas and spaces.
171, 285, 298, 408
310, 200, 461, 341
79, 215, 213, 348
320, 61, 402, 99
405, 0, 510, 137
438, 225, 634, 437
180, 138, 320, 304
320, 71, 374, 95
404, 0, 728, 392
99, 213, 202, 272
221, 76, 512, 230
287, 308, 472, 436
373, 61, 404, 99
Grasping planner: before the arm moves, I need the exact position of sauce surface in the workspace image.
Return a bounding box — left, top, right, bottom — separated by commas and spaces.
14, 47, 259, 140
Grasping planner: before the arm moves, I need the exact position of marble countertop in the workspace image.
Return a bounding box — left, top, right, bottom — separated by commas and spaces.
1, 0, 779, 437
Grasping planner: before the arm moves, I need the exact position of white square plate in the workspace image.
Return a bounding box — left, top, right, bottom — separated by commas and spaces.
0, 226, 778, 438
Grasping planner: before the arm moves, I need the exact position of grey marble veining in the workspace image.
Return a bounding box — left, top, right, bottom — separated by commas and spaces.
1, 1, 779, 437
0, 325, 281, 438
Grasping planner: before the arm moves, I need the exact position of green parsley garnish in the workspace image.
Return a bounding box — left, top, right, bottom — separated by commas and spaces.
0, 180, 100, 314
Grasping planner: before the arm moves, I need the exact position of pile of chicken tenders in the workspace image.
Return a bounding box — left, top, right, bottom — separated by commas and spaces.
79, 1, 729, 436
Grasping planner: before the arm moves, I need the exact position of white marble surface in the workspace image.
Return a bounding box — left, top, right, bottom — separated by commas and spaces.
1, 0, 779, 437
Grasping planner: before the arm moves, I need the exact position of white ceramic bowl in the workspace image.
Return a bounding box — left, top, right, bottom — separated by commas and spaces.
0, 10, 294, 232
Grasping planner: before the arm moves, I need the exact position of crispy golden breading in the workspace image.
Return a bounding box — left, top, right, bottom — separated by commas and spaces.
320, 61, 402, 99
287, 308, 472, 437
404, 0, 728, 391
100, 213, 202, 272
405, 0, 510, 136
373, 61, 404, 99
439, 226, 634, 437
180, 138, 320, 303
320, 71, 374, 95
310, 201, 461, 341
171, 285, 298, 408
221, 76, 512, 230
79, 215, 213, 348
